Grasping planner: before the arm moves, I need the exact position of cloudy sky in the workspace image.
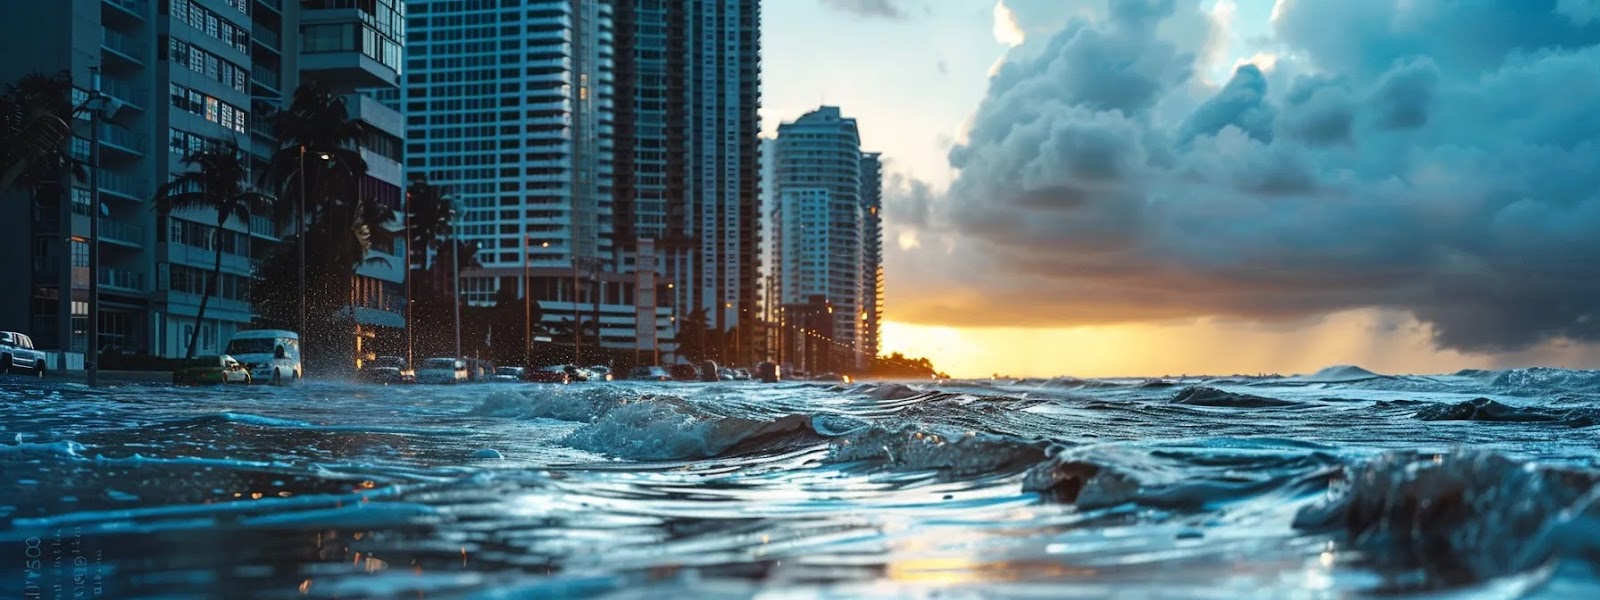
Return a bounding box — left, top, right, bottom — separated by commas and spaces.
762, 0, 1600, 377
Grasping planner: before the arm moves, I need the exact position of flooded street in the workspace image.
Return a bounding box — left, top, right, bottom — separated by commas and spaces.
4, 369, 1600, 598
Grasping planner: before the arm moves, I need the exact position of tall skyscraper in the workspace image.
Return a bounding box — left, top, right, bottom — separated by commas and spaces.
859, 152, 883, 364
405, 0, 673, 356
774, 106, 867, 370
612, 0, 762, 366
0, 0, 406, 364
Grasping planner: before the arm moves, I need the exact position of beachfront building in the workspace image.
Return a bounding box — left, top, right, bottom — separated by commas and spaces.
404, 0, 673, 359
612, 0, 763, 365
0, 0, 407, 367
859, 151, 883, 364
773, 106, 877, 370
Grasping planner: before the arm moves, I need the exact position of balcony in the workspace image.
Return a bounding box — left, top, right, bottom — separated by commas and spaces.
100, 78, 146, 112
103, 0, 147, 25
299, 51, 399, 89
165, 242, 255, 275
252, 67, 282, 93
99, 267, 146, 293
98, 124, 146, 157
249, 215, 277, 239
99, 218, 145, 247
159, 290, 251, 318
98, 171, 147, 201
343, 93, 403, 139
252, 25, 282, 52
255, 0, 283, 13
299, 19, 401, 88
101, 29, 145, 66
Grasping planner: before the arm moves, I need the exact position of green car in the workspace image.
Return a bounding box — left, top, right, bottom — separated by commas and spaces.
173, 355, 253, 385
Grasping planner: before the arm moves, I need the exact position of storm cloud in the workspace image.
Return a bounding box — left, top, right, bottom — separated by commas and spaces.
913, 0, 1600, 353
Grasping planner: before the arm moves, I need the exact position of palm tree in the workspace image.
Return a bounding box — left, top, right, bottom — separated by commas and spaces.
258, 82, 395, 372
265, 81, 383, 272
0, 71, 78, 197
406, 176, 452, 270
155, 139, 271, 359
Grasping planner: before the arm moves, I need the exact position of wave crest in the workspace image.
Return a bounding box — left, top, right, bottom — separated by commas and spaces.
1170, 387, 1302, 408
1293, 450, 1600, 582
826, 424, 1047, 477
1413, 398, 1599, 426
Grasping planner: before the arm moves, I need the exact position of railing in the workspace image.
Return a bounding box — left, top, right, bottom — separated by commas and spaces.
101, 29, 143, 62
98, 171, 147, 199
249, 115, 275, 139
99, 218, 144, 245
99, 124, 146, 153
252, 25, 281, 49
100, 78, 145, 109
164, 290, 251, 315
104, 0, 148, 17
252, 67, 281, 90
249, 215, 277, 238
99, 268, 145, 291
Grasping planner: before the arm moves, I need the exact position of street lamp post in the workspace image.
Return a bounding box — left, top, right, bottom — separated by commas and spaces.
85, 67, 104, 388
450, 209, 461, 359
523, 238, 548, 367
404, 188, 412, 368
297, 146, 306, 342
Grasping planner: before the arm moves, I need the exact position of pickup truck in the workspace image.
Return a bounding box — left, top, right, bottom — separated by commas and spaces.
0, 331, 48, 377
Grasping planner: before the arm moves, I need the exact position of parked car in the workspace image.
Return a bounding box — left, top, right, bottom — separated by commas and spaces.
667, 364, 699, 381
416, 357, 468, 384
717, 367, 737, 381
226, 330, 301, 385
492, 366, 526, 382
360, 356, 415, 384
465, 358, 495, 382
0, 331, 48, 377
733, 368, 752, 381
529, 365, 572, 384
172, 355, 252, 385
628, 366, 672, 381
562, 364, 595, 382
587, 365, 615, 381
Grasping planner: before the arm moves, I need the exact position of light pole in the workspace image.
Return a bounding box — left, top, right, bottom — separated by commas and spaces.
404, 187, 412, 368
450, 208, 461, 359
523, 237, 548, 367
85, 67, 104, 388
297, 146, 306, 341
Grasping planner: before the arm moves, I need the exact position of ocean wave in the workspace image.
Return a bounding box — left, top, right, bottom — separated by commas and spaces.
474, 388, 826, 461
825, 423, 1047, 477
165, 412, 477, 435
1169, 386, 1304, 408
1025, 443, 1338, 510
1293, 450, 1600, 584
1294, 365, 1387, 383
1487, 367, 1600, 396
1413, 398, 1600, 426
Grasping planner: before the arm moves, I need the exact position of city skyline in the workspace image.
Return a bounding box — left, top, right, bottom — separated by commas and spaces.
765, 0, 1600, 377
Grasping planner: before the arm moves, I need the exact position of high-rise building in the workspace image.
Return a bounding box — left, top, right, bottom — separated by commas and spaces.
0, 0, 407, 366
613, 0, 762, 366
859, 152, 883, 364
774, 106, 867, 371
405, 0, 672, 357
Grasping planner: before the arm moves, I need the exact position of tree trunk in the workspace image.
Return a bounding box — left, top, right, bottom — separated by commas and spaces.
186, 222, 224, 360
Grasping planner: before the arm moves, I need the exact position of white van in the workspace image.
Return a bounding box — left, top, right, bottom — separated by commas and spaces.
226, 330, 302, 385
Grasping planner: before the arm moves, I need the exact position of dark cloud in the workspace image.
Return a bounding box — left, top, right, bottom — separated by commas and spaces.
906, 0, 1600, 353
883, 173, 935, 230
818, 0, 910, 20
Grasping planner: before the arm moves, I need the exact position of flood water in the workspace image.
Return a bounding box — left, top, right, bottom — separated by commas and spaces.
5, 366, 1600, 598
